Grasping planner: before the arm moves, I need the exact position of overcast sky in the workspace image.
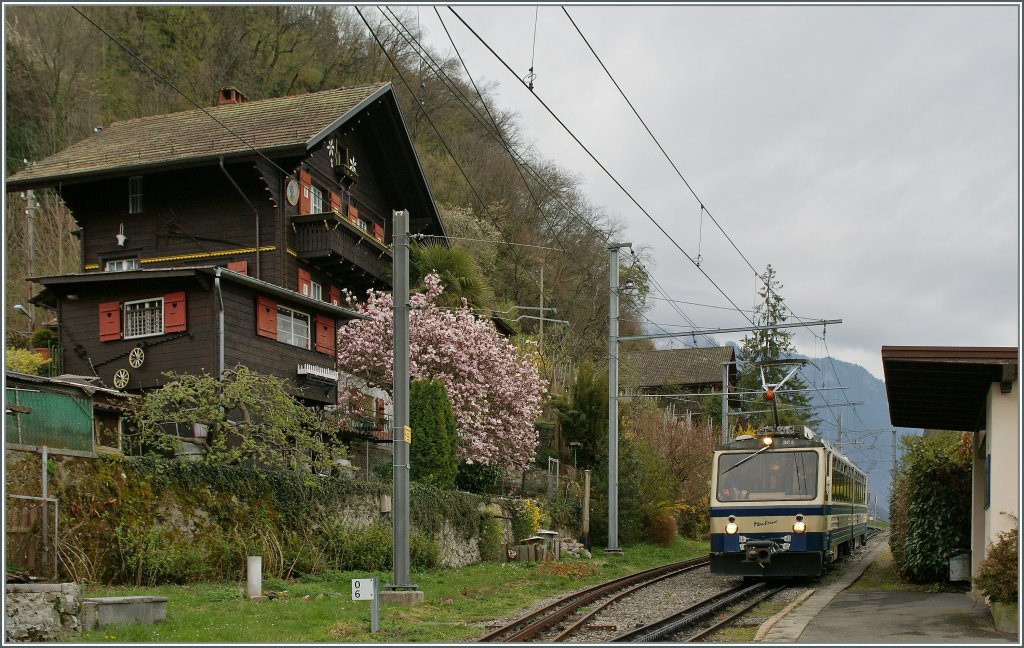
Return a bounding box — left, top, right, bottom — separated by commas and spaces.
399, 3, 1020, 381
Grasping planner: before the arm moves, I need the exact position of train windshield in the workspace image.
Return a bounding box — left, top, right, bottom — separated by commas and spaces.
716, 450, 818, 501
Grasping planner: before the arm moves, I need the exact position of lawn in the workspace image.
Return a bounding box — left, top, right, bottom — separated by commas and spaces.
68, 538, 708, 643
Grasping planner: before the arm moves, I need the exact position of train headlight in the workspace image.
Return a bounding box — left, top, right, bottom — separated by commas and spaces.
793, 514, 806, 534
761, 436, 773, 447
725, 515, 738, 535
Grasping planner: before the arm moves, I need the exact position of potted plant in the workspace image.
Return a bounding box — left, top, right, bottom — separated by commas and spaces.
973, 516, 1018, 634
29, 327, 56, 361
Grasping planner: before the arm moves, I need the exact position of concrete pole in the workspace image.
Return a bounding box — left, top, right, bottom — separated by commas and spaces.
387, 209, 416, 595
581, 469, 591, 550
721, 362, 730, 444
837, 413, 843, 454
606, 242, 630, 554
25, 189, 36, 326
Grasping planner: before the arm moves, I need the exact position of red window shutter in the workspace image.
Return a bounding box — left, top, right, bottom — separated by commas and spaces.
227, 260, 248, 275
315, 314, 335, 355
347, 204, 359, 225
329, 286, 341, 306
98, 302, 121, 341
299, 170, 312, 214
164, 292, 187, 332
297, 268, 311, 296
372, 223, 384, 243
256, 295, 277, 339
329, 191, 341, 216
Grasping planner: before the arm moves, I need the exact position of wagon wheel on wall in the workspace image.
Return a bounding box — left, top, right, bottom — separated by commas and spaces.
128, 346, 145, 368
113, 368, 130, 390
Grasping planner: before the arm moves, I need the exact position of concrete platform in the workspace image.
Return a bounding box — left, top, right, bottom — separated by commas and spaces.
757, 541, 1017, 644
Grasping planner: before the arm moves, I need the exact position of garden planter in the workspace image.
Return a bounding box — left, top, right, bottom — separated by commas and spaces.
34, 347, 50, 361
991, 601, 1017, 634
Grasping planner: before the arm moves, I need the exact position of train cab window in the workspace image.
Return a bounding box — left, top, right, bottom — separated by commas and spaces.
717, 451, 818, 502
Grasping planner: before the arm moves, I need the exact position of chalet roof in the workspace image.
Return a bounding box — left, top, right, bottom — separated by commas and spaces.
6, 83, 391, 187
622, 346, 736, 390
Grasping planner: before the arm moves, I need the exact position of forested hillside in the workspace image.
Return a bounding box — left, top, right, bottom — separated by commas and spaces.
3, 5, 651, 386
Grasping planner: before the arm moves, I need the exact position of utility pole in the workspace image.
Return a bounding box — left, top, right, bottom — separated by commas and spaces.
25, 189, 37, 326
837, 413, 843, 454
606, 242, 631, 555
539, 265, 544, 353
721, 362, 730, 444
382, 209, 422, 605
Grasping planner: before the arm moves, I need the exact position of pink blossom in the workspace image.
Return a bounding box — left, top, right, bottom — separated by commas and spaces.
337, 274, 546, 470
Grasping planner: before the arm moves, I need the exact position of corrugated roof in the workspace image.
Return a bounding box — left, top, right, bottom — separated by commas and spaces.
622, 347, 736, 389
6, 83, 390, 187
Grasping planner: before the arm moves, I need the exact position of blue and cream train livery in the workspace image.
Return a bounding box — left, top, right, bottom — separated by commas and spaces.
710, 425, 868, 578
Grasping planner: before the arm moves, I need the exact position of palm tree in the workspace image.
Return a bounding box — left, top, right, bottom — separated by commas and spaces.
409, 240, 495, 310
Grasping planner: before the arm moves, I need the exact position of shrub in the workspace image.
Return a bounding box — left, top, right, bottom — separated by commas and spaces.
29, 327, 56, 349
477, 506, 505, 562
645, 509, 678, 547
889, 431, 971, 582
510, 499, 541, 541
974, 518, 1018, 603
455, 462, 501, 494
5, 347, 48, 375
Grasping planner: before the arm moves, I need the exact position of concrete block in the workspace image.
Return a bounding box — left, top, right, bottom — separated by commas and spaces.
79, 596, 167, 631
378, 590, 424, 606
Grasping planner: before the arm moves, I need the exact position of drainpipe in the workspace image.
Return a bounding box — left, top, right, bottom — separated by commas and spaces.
219, 156, 260, 280
215, 268, 225, 378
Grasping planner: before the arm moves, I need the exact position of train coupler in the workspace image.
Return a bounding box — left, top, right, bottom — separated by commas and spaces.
743, 540, 783, 566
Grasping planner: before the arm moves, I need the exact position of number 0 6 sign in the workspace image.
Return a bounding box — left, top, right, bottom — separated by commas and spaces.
351, 578, 375, 600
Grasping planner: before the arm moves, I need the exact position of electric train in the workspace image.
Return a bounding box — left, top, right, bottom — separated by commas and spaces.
709, 425, 868, 578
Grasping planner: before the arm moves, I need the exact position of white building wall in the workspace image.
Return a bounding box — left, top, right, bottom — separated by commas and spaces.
985, 379, 1018, 539
970, 378, 1018, 598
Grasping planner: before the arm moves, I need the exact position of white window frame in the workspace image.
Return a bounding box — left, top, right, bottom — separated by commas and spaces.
129, 176, 144, 214
277, 305, 311, 349
105, 258, 140, 272
123, 297, 164, 339
310, 185, 324, 214
310, 281, 323, 302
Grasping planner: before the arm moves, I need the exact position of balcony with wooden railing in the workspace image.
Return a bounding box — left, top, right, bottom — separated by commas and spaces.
292, 197, 391, 289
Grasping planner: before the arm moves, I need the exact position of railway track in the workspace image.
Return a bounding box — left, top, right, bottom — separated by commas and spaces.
476, 555, 711, 643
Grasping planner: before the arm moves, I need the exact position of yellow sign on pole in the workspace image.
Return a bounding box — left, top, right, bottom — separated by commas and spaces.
403, 426, 411, 444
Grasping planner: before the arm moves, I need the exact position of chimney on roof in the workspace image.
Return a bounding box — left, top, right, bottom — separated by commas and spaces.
217, 88, 247, 106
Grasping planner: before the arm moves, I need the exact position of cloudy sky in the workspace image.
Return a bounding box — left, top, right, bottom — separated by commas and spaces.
396, 4, 1020, 380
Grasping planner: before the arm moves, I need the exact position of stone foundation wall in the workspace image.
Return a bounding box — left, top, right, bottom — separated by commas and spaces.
4, 583, 81, 642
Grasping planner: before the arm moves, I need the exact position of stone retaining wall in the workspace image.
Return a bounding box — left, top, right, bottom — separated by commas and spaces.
4, 583, 81, 642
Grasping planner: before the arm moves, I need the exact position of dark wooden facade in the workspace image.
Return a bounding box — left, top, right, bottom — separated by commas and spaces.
9, 83, 444, 405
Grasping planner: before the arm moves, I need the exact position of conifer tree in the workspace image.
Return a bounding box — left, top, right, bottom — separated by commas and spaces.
408, 378, 458, 488
735, 265, 818, 430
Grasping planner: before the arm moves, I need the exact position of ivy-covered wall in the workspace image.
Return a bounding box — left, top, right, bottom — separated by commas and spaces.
4, 450, 539, 586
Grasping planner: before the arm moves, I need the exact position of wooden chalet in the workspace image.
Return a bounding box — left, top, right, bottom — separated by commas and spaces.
6, 83, 446, 409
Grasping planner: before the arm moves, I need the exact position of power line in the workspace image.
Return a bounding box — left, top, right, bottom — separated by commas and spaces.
448, 7, 756, 328
356, 6, 545, 295
561, 7, 762, 281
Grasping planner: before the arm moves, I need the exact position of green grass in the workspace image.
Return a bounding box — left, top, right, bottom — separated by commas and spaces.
66, 538, 708, 643
849, 545, 966, 594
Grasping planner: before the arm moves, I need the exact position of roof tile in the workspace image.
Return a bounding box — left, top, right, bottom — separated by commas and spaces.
7, 83, 389, 185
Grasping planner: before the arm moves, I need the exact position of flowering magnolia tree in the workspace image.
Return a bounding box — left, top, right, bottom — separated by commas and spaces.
336, 274, 546, 470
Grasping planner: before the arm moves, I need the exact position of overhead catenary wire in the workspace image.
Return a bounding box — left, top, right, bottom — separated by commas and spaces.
447, 7, 756, 329
356, 6, 545, 295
